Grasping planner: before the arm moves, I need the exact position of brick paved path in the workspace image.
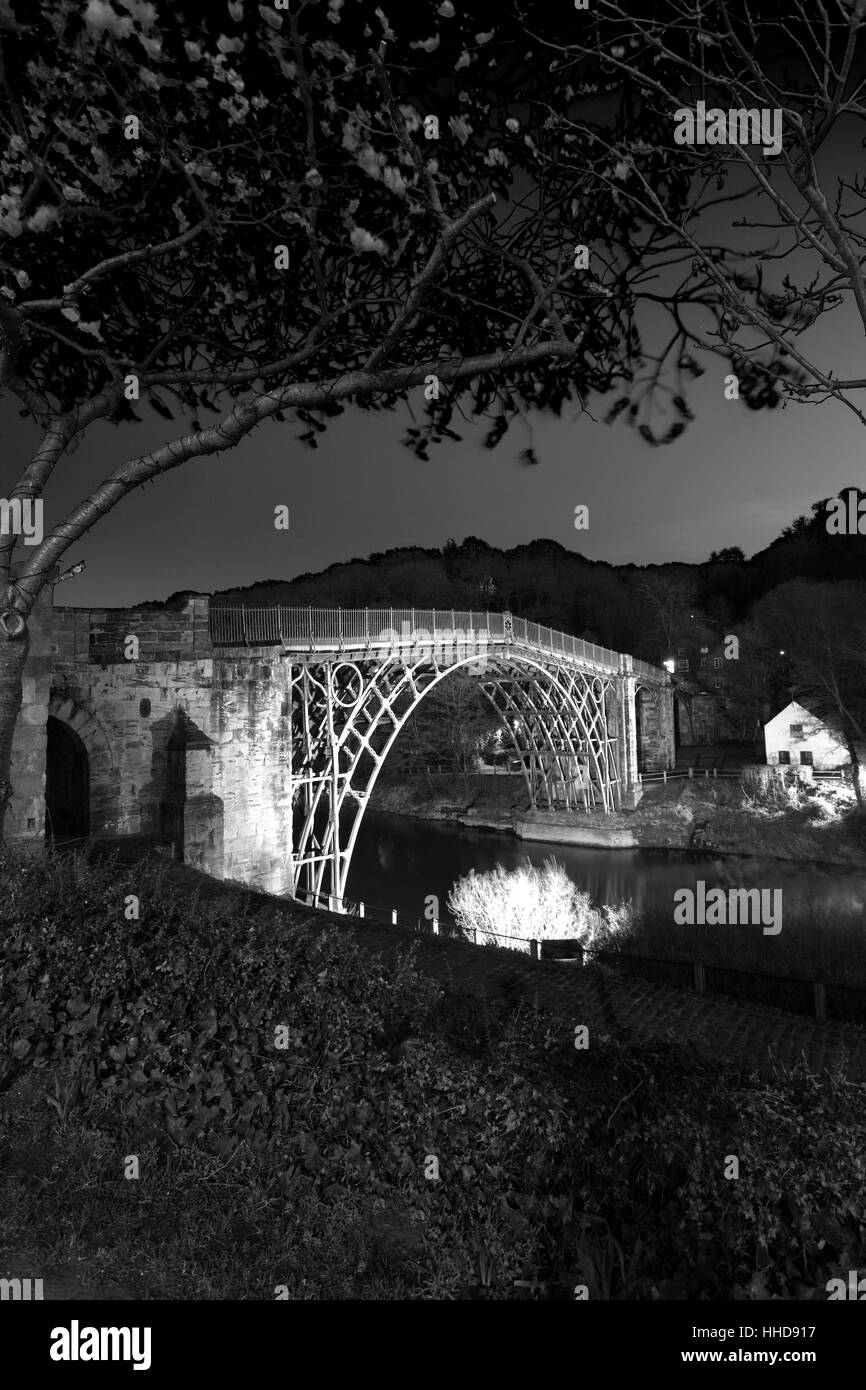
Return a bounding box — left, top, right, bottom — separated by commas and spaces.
92, 838, 866, 1084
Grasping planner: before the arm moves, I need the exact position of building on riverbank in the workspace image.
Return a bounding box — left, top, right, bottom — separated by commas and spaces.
764, 700, 851, 771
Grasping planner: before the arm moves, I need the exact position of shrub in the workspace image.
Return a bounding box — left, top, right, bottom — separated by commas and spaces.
741, 764, 810, 811
446, 856, 621, 951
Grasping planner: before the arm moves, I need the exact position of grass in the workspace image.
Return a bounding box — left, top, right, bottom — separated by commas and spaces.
1, 848, 865, 1301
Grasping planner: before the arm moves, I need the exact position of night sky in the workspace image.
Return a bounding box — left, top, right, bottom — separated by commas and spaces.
2, 8, 865, 611
2, 285, 864, 610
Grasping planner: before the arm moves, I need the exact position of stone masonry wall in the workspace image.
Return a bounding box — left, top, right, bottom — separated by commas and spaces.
46, 594, 296, 894
637, 684, 676, 773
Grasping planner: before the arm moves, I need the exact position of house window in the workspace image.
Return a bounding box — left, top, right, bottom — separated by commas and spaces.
677, 658, 689, 670
789, 723, 803, 737
713, 677, 722, 688
800, 751, 813, 766
699, 656, 708, 667
677, 645, 687, 656
700, 646, 708, 654
139, 698, 151, 717
777, 751, 791, 764
712, 656, 722, 669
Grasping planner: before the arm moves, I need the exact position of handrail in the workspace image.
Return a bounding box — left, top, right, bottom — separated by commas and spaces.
208, 605, 669, 682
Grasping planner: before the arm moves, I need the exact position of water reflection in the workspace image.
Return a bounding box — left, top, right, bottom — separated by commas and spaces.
346, 811, 866, 928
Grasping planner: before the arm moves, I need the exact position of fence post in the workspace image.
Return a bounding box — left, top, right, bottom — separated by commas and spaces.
713, 768, 718, 779
392, 908, 397, 925
662, 769, 667, 784
473, 926, 478, 945
432, 918, 439, 935
813, 981, 826, 1022
359, 901, 364, 919
688, 767, 693, 779
693, 961, 705, 994
530, 939, 539, 961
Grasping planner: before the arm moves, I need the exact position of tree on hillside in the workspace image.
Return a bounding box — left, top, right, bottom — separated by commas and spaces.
708, 547, 746, 565
525, 0, 866, 443
752, 580, 866, 808
0, 0, 688, 839
635, 571, 698, 657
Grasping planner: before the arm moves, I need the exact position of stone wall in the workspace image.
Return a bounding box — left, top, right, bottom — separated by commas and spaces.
47, 595, 295, 894
637, 684, 676, 773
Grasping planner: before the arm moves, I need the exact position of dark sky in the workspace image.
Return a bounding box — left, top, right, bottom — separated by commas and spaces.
3, 37, 865, 610
2, 287, 864, 609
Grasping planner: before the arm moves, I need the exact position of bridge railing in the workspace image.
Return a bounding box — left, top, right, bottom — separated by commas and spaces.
208, 605, 668, 681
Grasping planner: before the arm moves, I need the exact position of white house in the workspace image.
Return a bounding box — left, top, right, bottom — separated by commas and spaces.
763, 700, 850, 770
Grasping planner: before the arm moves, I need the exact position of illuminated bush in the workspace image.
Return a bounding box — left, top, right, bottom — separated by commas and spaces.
447, 856, 620, 951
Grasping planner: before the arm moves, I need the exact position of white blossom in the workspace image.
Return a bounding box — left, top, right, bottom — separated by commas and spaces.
448, 115, 472, 144
350, 226, 388, 255
382, 165, 406, 196
27, 205, 58, 232
83, 1, 133, 38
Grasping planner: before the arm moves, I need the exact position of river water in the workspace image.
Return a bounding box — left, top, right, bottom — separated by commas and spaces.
345, 810, 866, 941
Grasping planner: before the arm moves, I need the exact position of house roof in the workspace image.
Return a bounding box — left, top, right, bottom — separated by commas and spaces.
765, 700, 814, 723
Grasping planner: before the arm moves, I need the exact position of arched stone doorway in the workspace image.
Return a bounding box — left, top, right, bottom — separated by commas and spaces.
45, 715, 90, 842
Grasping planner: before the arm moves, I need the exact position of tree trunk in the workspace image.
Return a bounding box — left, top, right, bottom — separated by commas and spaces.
845, 738, 865, 812
0, 628, 30, 844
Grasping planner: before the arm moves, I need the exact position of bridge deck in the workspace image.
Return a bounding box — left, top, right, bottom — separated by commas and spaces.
209, 606, 667, 682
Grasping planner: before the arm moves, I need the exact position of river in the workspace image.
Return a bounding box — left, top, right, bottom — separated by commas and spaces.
345, 811, 866, 985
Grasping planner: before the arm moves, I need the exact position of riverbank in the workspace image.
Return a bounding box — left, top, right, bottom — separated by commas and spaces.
370, 771, 866, 869
3, 848, 865, 1303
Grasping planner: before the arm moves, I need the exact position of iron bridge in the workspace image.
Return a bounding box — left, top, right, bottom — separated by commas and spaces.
209, 606, 671, 908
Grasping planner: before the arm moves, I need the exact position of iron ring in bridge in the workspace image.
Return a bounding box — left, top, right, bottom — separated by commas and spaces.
0, 610, 27, 639
332, 662, 364, 708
